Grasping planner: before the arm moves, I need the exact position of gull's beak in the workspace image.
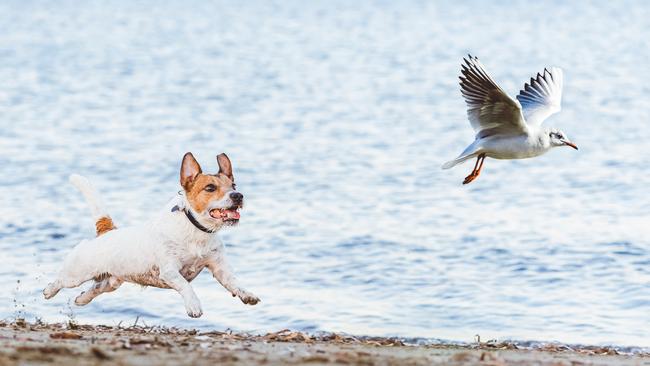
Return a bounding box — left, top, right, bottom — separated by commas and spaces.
562, 140, 578, 150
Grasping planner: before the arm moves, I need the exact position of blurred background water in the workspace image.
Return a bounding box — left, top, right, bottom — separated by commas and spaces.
0, 0, 648, 349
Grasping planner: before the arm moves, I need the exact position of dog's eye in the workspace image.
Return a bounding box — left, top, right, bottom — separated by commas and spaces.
204, 184, 216, 192
232, 183, 237, 189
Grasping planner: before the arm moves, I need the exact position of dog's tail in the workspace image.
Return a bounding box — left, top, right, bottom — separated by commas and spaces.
69, 174, 116, 236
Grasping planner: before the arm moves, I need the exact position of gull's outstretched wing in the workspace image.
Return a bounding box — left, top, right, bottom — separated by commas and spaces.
460, 55, 528, 139
516, 67, 563, 126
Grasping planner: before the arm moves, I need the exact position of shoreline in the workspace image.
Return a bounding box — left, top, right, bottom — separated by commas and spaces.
1, 321, 648, 365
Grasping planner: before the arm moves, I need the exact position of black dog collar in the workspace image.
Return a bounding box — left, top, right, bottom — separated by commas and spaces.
171, 205, 215, 234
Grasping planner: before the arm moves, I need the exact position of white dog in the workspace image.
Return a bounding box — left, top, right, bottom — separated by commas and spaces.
44, 152, 260, 318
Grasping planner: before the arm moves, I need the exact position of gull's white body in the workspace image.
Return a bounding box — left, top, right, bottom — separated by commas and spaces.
442, 55, 576, 177
452, 130, 551, 164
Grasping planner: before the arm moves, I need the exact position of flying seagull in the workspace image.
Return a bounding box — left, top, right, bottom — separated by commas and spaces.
442, 55, 577, 184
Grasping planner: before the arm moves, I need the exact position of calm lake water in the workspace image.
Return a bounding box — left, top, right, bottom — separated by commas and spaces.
1, 0, 648, 350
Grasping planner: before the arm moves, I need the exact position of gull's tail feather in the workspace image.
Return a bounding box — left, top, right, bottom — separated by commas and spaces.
441, 154, 475, 169
69, 174, 116, 236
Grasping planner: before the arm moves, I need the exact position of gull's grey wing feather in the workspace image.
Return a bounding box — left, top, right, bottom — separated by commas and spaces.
516, 67, 563, 126
459, 55, 528, 139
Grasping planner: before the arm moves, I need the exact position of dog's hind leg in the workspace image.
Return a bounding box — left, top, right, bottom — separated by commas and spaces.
43, 281, 63, 299
74, 276, 123, 305
43, 274, 93, 299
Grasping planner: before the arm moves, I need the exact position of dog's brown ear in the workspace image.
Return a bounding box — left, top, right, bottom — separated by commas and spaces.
217, 153, 233, 181
180, 152, 202, 189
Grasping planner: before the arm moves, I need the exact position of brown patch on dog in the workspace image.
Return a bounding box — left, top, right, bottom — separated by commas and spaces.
93, 272, 111, 282
95, 217, 116, 236
180, 152, 236, 214
184, 174, 234, 213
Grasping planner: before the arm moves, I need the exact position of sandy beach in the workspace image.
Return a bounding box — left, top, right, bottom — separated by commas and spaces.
1, 321, 647, 366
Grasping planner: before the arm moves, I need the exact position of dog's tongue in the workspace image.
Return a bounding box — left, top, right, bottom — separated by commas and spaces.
224, 210, 240, 220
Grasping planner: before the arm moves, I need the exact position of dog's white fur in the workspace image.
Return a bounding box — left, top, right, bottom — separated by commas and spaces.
44, 169, 259, 318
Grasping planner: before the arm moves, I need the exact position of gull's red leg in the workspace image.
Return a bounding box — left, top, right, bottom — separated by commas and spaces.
462, 155, 481, 184
462, 153, 486, 185
475, 153, 486, 175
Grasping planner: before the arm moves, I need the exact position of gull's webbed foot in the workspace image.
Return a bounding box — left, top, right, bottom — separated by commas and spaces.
463, 172, 479, 184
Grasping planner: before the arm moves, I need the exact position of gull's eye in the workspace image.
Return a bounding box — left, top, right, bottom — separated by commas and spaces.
204, 184, 216, 192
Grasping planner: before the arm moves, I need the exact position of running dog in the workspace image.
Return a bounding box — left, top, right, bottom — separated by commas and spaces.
43, 152, 260, 318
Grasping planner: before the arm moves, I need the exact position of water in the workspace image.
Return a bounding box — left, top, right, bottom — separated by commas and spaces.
1, 0, 648, 349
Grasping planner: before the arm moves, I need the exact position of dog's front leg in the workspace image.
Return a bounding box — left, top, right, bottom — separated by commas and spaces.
206, 251, 260, 305
159, 263, 203, 318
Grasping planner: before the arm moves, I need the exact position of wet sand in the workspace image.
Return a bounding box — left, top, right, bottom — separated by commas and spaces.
1, 321, 647, 366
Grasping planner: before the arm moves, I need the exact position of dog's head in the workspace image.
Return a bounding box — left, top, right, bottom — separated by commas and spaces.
180, 152, 243, 227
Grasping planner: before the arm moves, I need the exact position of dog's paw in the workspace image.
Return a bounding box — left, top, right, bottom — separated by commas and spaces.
235, 289, 260, 305
74, 291, 91, 306
43, 283, 60, 299
184, 297, 203, 318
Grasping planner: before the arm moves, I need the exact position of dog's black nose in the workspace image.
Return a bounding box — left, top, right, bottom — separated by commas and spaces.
230, 192, 243, 203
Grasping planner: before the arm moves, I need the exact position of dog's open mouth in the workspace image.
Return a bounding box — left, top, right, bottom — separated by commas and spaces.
209, 207, 240, 221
